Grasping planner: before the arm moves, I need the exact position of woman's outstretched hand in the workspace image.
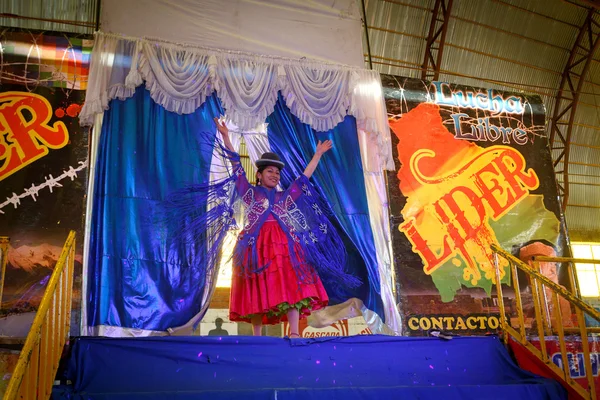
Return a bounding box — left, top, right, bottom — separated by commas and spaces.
315, 140, 333, 156
303, 139, 333, 179
214, 117, 229, 139
214, 117, 236, 155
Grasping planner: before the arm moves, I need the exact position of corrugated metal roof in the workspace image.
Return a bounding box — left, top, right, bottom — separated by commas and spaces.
564, 181, 600, 203
494, 0, 586, 30
564, 207, 600, 236
570, 123, 600, 147
0, 0, 98, 34
364, 0, 433, 78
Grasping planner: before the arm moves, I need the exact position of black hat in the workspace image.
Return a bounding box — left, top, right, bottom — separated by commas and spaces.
255, 152, 284, 170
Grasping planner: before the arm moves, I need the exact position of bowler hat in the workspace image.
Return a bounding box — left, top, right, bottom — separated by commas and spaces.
255, 152, 284, 170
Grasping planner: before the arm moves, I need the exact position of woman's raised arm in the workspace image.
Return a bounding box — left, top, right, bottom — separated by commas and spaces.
303, 140, 332, 179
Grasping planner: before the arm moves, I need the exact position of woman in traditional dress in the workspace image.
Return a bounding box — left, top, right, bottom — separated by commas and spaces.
214, 118, 357, 338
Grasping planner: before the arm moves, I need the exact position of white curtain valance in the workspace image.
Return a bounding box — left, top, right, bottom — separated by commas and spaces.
81, 32, 394, 170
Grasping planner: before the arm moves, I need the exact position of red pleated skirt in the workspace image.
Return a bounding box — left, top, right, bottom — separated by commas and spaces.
229, 219, 329, 325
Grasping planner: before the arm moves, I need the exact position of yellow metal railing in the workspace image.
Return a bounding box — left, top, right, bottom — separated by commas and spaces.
4, 231, 76, 400
491, 244, 600, 400
532, 255, 600, 335
0, 236, 9, 310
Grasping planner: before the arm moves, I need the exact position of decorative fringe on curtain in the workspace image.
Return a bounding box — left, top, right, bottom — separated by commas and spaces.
80, 31, 394, 171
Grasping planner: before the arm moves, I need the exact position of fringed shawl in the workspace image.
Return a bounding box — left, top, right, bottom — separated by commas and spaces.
162, 147, 360, 294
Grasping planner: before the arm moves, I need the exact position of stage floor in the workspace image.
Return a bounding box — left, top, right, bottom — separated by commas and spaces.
55, 334, 566, 399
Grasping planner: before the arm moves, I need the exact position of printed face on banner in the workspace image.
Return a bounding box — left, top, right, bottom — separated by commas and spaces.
383, 75, 565, 332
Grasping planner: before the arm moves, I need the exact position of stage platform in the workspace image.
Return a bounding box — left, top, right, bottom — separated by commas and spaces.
53, 334, 566, 399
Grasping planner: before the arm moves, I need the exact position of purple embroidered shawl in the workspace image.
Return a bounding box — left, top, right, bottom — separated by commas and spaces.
162, 148, 360, 294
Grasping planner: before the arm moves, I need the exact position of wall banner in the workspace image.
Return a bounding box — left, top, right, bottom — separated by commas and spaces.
0, 31, 92, 337
382, 75, 567, 335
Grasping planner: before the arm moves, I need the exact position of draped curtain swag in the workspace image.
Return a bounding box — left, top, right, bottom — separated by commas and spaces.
81, 32, 394, 171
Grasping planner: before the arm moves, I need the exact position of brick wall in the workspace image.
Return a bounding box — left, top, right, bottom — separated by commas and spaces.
208, 287, 230, 309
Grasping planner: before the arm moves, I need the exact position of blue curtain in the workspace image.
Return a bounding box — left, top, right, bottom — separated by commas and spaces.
266, 95, 384, 318
88, 86, 223, 331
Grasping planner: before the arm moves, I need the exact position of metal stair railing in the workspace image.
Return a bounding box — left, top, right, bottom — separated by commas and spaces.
4, 231, 76, 400
491, 243, 600, 400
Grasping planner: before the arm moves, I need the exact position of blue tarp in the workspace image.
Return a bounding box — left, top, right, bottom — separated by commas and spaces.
56, 335, 566, 399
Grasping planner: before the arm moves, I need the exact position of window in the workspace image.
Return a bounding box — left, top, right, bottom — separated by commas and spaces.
571, 243, 600, 298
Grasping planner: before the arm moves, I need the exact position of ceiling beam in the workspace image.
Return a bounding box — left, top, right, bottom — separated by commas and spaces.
421, 0, 454, 81
568, 204, 600, 209
361, 0, 373, 69
549, 7, 600, 211
574, 0, 600, 9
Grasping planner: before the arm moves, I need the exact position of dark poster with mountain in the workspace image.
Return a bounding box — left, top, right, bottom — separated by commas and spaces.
382, 74, 568, 335
0, 32, 92, 337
